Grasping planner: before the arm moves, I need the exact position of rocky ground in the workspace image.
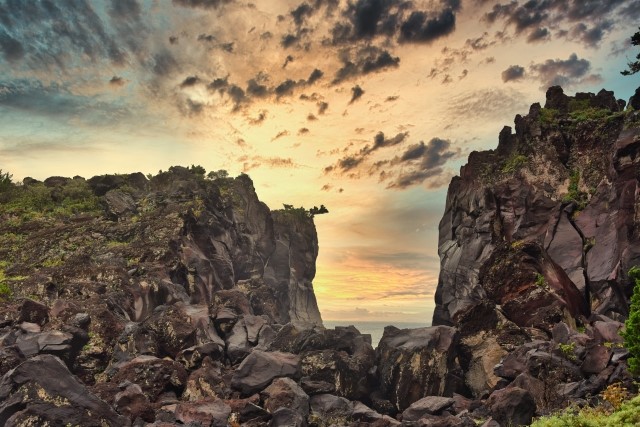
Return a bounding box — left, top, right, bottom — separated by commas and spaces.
0, 86, 639, 426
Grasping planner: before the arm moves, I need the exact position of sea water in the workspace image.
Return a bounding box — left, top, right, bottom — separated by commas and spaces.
323, 320, 431, 348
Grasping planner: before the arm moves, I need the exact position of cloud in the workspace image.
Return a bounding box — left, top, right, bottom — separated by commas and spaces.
529, 53, 600, 88
331, 130, 408, 174
272, 130, 290, 141
172, 0, 232, 9
248, 110, 267, 125
349, 85, 364, 103
527, 27, 549, 43
109, 76, 126, 87
399, 9, 456, 43
241, 155, 299, 171
333, 46, 400, 84
501, 65, 525, 82
298, 127, 310, 135
180, 76, 200, 88
0, 31, 24, 61
318, 101, 329, 114
307, 68, 324, 85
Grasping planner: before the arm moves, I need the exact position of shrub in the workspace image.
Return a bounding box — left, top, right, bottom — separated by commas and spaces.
622, 266, 640, 375
501, 154, 528, 174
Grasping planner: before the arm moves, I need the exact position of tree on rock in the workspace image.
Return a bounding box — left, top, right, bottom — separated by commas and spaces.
621, 28, 640, 76
622, 266, 640, 375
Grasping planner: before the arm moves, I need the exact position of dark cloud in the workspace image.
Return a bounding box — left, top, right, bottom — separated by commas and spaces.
272, 130, 290, 141
208, 77, 229, 91
152, 51, 179, 76
241, 155, 298, 172
529, 53, 598, 88
281, 33, 299, 48
0, 31, 24, 61
466, 32, 493, 50
227, 84, 246, 108
501, 65, 525, 82
109, 76, 126, 87
172, 0, 232, 9
386, 96, 399, 102
180, 76, 200, 88
298, 127, 310, 135
291, 3, 314, 26
249, 110, 267, 125
246, 78, 269, 98
484, 0, 627, 47
109, 0, 141, 18
331, 131, 408, 173
307, 68, 324, 85
361, 50, 400, 73
275, 79, 298, 98
318, 101, 329, 114
283, 54, 294, 68
386, 137, 459, 189
399, 9, 456, 43
527, 27, 549, 43
350, 85, 364, 103
307, 113, 318, 121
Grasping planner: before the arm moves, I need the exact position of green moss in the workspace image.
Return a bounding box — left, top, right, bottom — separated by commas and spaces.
535, 273, 548, 289
558, 342, 577, 362
501, 154, 528, 174
562, 170, 588, 210
539, 108, 558, 124
0, 270, 12, 301
622, 266, 640, 375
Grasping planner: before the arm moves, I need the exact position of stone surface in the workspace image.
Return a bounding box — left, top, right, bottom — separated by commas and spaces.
401, 396, 455, 422
487, 387, 536, 427
377, 325, 460, 411
231, 350, 301, 395
0, 354, 128, 426
261, 377, 310, 417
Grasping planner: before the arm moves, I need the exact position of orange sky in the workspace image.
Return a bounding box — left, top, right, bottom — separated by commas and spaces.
1, 0, 640, 322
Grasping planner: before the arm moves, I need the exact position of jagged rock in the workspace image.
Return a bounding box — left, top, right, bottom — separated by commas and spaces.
401, 396, 455, 421
114, 383, 154, 422
487, 387, 536, 427
0, 354, 128, 426
174, 398, 231, 427
183, 357, 231, 401
377, 326, 460, 411
301, 349, 371, 400
110, 356, 188, 402
261, 377, 310, 417
270, 408, 307, 427
592, 320, 623, 344
581, 345, 611, 374
309, 393, 352, 420
105, 189, 137, 220
231, 350, 301, 395
227, 318, 253, 364
17, 299, 49, 326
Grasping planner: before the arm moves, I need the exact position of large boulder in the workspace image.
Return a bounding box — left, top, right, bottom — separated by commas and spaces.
261, 377, 310, 417
0, 354, 128, 426
487, 387, 536, 427
376, 326, 460, 411
231, 350, 301, 395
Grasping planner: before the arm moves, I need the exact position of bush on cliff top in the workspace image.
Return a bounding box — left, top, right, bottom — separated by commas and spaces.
622, 266, 640, 375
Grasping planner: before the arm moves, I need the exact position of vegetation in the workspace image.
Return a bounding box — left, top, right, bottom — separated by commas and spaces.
621, 28, 640, 76
539, 108, 558, 124
501, 154, 528, 174
562, 170, 588, 210
0, 270, 12, 301
558, 342, 577, 362
535, 273, 548, 288
281, 204, 329, 219
622, 266, 640, 375
532, 384, 638, 427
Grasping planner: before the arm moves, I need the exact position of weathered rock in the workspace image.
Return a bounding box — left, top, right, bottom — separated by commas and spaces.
114, 383, 154, 422
270, 407, 307, 427
487, 387, 536, 427
401, 396, 455, 422
261, 377, 310, 417
174, 398, 231, 427
0, 354, 128, 426
309, 393, 353, 420
110, 356, 188, 402
183, 357, 231, 401
231, 350, 301, 395
581, 345, 611, 374
377, 326, 460, 411
17, 299, 49, 326
301, 349, 372, 400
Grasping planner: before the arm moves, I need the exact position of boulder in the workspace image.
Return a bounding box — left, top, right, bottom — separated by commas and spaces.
487, 387, 536, 427
110, 356, 188, 402
174, 398, 231, 427
309, 393, 352, 420
301, 349, 371, 400
0, 354, 128, 426
270, 408, 307, 427
581, 345, 611, 374
261, 377, 310, 417
231, 350, 301, 395
401, 396, 456, 422
18, 299, 49, 326
377, 326, 459, 411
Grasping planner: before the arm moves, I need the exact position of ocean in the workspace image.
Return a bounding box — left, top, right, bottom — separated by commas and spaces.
323, 320, 431, 348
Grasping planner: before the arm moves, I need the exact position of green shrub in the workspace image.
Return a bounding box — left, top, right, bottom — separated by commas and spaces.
531, 393, 640, 426
535, 273, 548, 288
0, 270, 12, 301
501, 154, 528, 174
562, 170, 588, 210
622, 266, 640, 375
539, 108, 558, 124
558, 342, 577, 362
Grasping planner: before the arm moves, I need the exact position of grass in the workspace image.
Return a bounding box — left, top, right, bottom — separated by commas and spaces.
562, 170, 588, 210
539, 108, 558, 124
501, 154, 528, 174
532, 386, 639, 427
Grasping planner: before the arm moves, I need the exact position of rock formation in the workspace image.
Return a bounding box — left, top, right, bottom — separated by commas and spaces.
0, 86, 638, 426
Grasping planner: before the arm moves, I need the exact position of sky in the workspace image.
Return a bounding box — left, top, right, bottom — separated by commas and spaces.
1, 0, 640, 323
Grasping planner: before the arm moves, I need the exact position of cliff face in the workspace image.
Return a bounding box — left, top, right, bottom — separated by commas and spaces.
434, 86, 640, 330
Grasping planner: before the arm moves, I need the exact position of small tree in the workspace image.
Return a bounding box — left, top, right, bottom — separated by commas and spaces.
622, 266, 640, 375
621, 28, 640, 76
0, 169, 13, 192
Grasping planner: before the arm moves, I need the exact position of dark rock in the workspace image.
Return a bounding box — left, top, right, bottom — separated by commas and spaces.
110, 356, 188, 402
261, 377, 309, 417
593, 320, 623, 344
377, 326, 459, 411
174, 398, 231, 427
487, 386, 536, 427
401, 396, 455, 421
629, 86, 640, 110
270, 408, 307, 427
231, 350, 301, 395
18, 299, 49, 326
301, 349, 372, 400
183, 358, 231, 401
581, 345, 611, 374
0, 354, 128, 426
309, 393, 352, 420
114, 383, 154, 422
105, 189, 137, 220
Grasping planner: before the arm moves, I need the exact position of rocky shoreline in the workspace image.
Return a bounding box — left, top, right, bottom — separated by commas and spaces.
0, 85, 639, 426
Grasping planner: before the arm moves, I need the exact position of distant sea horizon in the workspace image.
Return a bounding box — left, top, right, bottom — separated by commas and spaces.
323, 320, 432, 348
